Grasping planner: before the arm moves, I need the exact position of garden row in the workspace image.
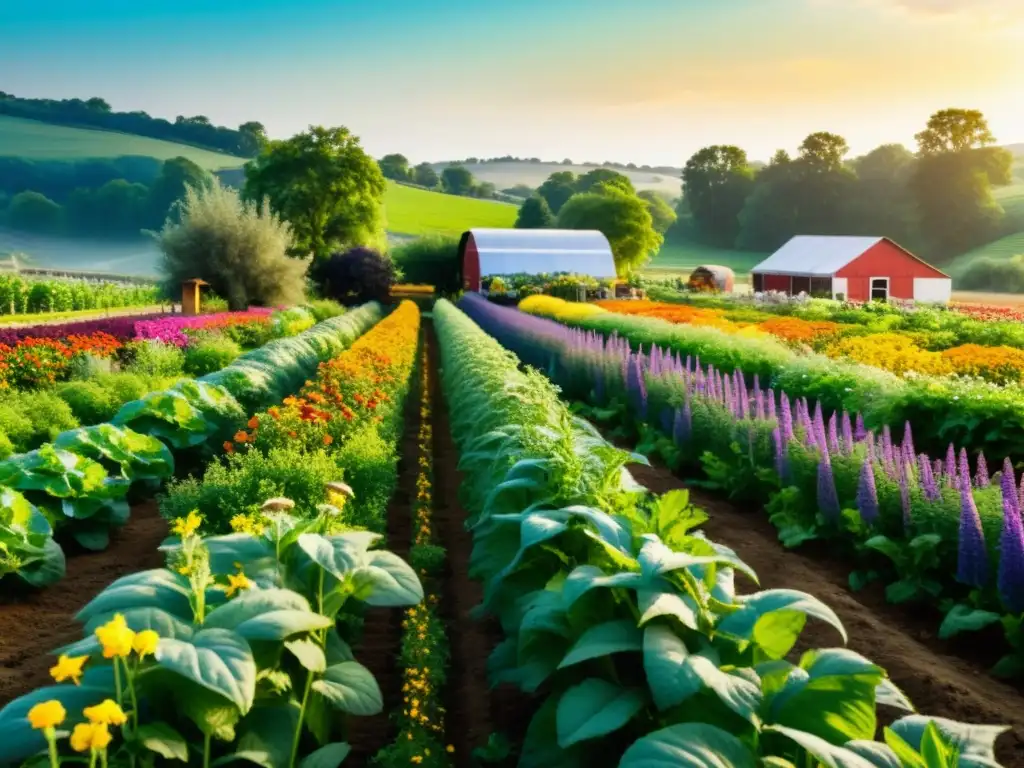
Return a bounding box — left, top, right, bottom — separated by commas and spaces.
520, 295, 1024, 464
434, 296, 1009, 766
0, 302, 383, 589
0, 275, 161, 318
0, 301, 428, 767
0, 304, 340, 458
460, 293, 1024, 683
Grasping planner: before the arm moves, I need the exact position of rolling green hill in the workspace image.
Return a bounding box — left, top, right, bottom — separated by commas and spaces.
0, 116, 247, 170
383, 181, 517, 236
430, 161, 682, 197
946, 232, 1024, 279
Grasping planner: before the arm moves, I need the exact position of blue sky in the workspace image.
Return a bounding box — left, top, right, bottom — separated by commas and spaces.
2, 0, 1022, 165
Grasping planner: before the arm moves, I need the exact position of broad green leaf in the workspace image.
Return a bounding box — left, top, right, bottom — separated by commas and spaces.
296, 533, 360, 582
286, 639, 327, 673
555, 678, 645, 747
351, 550, 423, 607
234, 701, 301, 768
618, 723, 756, 767
765, 725, 879, 768
77, 569, 192, 623
637, 589, 699, 630
299, 743, 351, 768
637, 536, 758, 585
844, 740, 903, 768
716, 589, 846, 645
558, 619, 642, 669
235, 610, 333, 642
561, 565, 643, 609
938, 605, 1002, 640
156, 629, 257, 714
134, 722, 189, 761
17, 537, 66, 588
204, 589, 313, 630
179, 679, 242, 741
311, 661, 382, 716
752, 610, 807, 661
889, 715, 1009, 767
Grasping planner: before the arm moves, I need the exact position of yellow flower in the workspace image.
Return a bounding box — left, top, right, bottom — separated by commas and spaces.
70, 722, 112, 753
411, 757, 423, 765
447, 745, 455, 753
225, 571, 253, 598
84, 699, 127, 727
27, 700, 66, 730
171, 510, 202, 538
133, 630, 159, 659
95, 614, 136, 659
49, 654, 88, 686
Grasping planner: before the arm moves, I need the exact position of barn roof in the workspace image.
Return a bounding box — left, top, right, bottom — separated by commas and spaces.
465, 228, 618, 279
750, 236, 885, 276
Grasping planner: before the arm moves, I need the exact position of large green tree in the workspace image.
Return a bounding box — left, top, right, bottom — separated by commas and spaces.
536, 171, 577, 214
556, 184, 662, 276
846, 144, 917, 243
514, 195, 554, 229
910, 108, 1012, 261
412, 162, 439, 189
378, 153, 411, 181
146, 156, 211, 227
575, 168, 634, 195
242, 125, 386, 260
441, 165, 475, 195
6, 191, 62, 232
637, 190, 677, 234
681, 145, 755, 247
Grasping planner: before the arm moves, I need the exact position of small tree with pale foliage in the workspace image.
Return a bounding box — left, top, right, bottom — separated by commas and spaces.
153, 180, 308, 310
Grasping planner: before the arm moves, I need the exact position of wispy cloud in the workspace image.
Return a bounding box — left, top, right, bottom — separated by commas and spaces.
858, 0, 1024, 24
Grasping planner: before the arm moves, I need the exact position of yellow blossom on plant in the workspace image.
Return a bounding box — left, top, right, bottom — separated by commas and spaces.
226, 570, 253, 598
27, 700, 66, 730
49, 654, 88, 685
95, 614, 136, 659
70, 722, 112, 753
171, 510, 202, 538
133, 630, 159, 659
84, 699, 127, 727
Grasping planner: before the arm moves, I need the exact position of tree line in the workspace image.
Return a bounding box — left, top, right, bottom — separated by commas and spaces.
675, 108, 1018, 264
0, 156, 213, 237
376, 154, 506, 200
0, 92, 268, 157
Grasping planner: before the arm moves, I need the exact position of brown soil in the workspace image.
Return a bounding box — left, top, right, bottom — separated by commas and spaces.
0, 500, 167, 706
628, 460, 1024, 767
427, 322, 535, 768
346, 343, 420, 764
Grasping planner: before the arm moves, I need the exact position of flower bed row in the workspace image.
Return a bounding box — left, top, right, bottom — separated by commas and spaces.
519, 295, 1024, 465
0, 303, 428, 767
460, 293, 1024, 680
0, 303, 384, 588
437, 296, 1007, 766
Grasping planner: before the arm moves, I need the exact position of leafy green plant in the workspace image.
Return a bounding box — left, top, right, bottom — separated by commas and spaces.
0, 486, 65, 587
409, 543, 446, 578
124, 339, 186, 377
183, 333, 243, 376
112, 379, 243, 450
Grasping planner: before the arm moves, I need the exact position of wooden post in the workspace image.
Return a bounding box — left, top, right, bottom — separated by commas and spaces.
181, 278, 208, 316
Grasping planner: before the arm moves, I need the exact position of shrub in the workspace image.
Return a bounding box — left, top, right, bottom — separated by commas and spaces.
312, 247, 396, 305
68, 353, 114, 379
1, 391, 79, 451
409, 543, 446, 577
0, 403, 34, 454
56, 380, 117, 424
183, 333, 242, 376
154, 180, 310, 310
159, 446, 345, 533
0, 430, 12, 460
125, 339, 186, 377
332, 423, 397, 531
391, 234, 461, 295
304, 299, 346, 321
957, 254, 1024, 293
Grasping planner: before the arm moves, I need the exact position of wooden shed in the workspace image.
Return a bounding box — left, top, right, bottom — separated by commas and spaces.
688, 265, 735, 293
750, 236, 951, 303
459, 228, 618, 292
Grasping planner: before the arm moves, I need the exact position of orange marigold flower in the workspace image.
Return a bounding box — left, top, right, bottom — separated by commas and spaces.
248, 416, 259, 430
234, 430, 249, 443
223, 441, 234, 454
322, 434, 334, 446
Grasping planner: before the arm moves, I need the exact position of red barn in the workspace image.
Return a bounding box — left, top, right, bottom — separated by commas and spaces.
750, 236, 951, 303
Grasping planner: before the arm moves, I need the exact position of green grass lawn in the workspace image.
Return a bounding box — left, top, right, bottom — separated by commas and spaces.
383, 181, 518, 236
946, 231, 1024, 279
0, 116, 247, 170
643, 240, 767, 279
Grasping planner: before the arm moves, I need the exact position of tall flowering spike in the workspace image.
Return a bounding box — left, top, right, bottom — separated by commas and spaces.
817, 455, 841, 522
976, 452, 990, 488
901, 440, 915, 477
856, 459, 879, 525
767, 390, 777, 422
827, 413, 840, 456
854, 413, 867, 441
919, 455, 936, 501
902, 421, 915, 459
780, 394, 793, 442
841, 412, 853, 455
753, 375, 761, 402
755, 390, 765, 421
956, 463, 990, 588
773, 426, 788, 481
864, 431, 876, 462
813, 401, 824, 433
999, 459, 1024, 613
898, 465, 912, 531
933, 459, 943, 488
881, 426, 895, 473
958, 447, 970, 485
945, 444, 957, 486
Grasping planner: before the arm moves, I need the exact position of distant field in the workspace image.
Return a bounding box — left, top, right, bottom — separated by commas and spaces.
0, 116, 247, 170
946, 232, 1024, 279
383, 181, 517, 236
643, 240, 766, 280
0, 227, 162, 276
430, 161, 682, 197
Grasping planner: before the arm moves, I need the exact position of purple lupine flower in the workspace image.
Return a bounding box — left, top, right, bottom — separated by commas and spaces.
854, 413, 866, 441
864, 431, 876, 463
958, 447, 970, 484
817, 455, 841, 522
813, 401, 825, 436
976, 452, 990, 488
898, 466, 912, 530
767, 390, 777, 422
780, 394, 793, 442
857, 459, 879, 525
827, 413, 840, 456
755, 390, 765, 421
881, 426, 895, 473
956, 462, 990, 588
945, 444, 957, 487
919, 455, 938, 501
753, 374, 761, 403
933, 459, 943, 484
902, 421, 915, 459
841, 412, 853, 455
999, 458, 1024, 613
773, 426, 788, 481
